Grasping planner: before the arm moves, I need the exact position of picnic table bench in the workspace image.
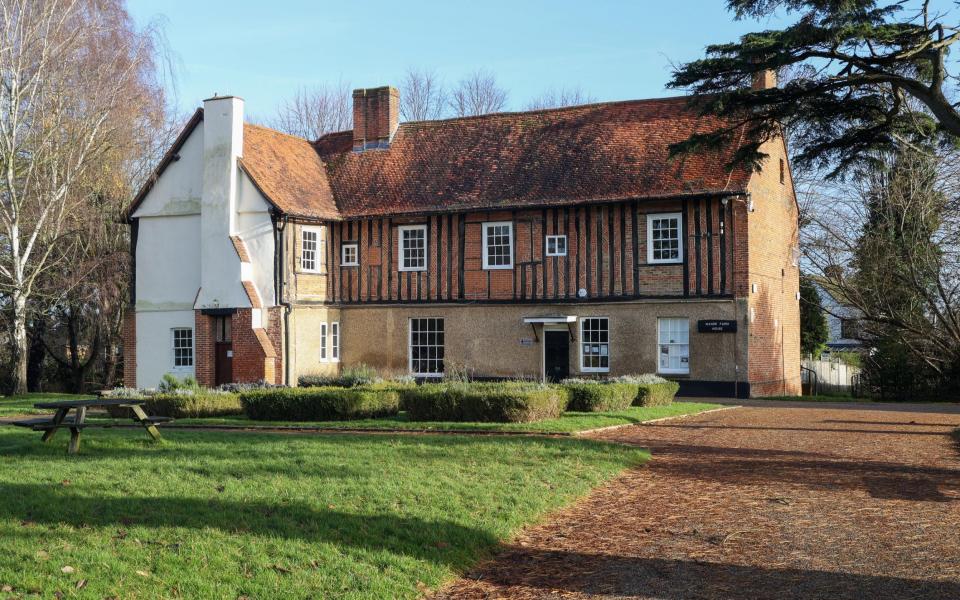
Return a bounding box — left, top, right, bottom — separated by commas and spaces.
9, 399, 171, 454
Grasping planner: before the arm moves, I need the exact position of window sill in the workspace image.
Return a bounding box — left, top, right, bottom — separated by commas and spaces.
398, 267, 427, 273
482, 265, 514, 271
647, 260, 683, 266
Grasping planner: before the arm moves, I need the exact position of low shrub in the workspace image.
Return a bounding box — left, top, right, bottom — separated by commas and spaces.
562, 380, 637, 412
240, 386, 400, 421
299, 364, 381, 388
143, 391, 243, 418
401, 382, 566, 423
158, 373, 201, 393
633, 381, 680, 406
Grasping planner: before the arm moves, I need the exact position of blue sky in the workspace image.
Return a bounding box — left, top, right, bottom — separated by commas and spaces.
128, 1, 790, 119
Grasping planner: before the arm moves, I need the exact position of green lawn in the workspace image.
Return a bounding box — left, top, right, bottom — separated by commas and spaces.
0, 427, 647, 598
0, 393, 95, 417
173, 402, 721, 434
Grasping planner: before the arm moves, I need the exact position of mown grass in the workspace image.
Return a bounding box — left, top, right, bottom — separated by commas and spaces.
0, 393, 95, 417
0, 427, 647, 598
174, 402, 720, 433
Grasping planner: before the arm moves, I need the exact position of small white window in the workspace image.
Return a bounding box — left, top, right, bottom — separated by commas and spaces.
341, 243, 358, 266
647, 213, 682, 264
331, 322, 340, 361
320, 323, 328, 361
658, 318, 690, 374
546, 235, 567, 257
482, 221, 513, 269
301, 226, 323, 272
172, 328, 194, 368
409, 318, 444, 377
579, 317, 609, 372
398, 225, 427, 271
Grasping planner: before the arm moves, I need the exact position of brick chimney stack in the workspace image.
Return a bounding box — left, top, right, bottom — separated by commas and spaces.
751, 69, 777, 91
352, 86, 399, 151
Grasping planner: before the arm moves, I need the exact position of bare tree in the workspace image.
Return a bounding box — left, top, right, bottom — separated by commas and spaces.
801, 148, 960, 383
525, 86, 597, 110
399, 68, 446, 121
269, 82, 352, 139
447, 70, 508, 117
0, 0, 166, 394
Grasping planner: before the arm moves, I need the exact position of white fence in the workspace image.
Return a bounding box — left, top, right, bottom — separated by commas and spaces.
801, 357, 861, 396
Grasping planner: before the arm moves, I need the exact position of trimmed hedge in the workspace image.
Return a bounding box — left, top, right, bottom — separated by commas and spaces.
240, 386, 400, 421
401, 382, 566, 423
562, 381, 637, 412
143, 392, 243, 418
634, 381, 680, 406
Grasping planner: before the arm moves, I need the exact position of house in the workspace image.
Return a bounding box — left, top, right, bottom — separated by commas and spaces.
124, 77, 801, 397
815, 283, 865, 357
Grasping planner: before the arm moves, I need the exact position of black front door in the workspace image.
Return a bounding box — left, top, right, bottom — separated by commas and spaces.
544, 330, 570, 382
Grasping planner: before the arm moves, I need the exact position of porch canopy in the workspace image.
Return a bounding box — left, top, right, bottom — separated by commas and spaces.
522, 315, 577, 341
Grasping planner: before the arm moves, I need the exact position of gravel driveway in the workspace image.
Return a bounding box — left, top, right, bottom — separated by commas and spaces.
436, 402, 960, 599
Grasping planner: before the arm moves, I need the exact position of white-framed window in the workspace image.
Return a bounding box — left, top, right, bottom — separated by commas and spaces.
398, 225, 427, 271
658, 318, 690, 374
546, 235, 567, 257
172, 327, 194, 368
320, 323, 328, 361
647, 213, 682, 264
579, 317, 609, 372
341, 243, 359, 266
331, 322, 340, 361
482, 221, 513, 269
409, 318, 444, 377
300, 226, 324, 272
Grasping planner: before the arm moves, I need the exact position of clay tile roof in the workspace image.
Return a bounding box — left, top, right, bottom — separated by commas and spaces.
240, 124, 339, 219
313, 96, 753, 218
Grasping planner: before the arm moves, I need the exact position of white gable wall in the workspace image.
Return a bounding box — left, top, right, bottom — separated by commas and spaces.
236, 171, 276, 307
131, 98, 277, 388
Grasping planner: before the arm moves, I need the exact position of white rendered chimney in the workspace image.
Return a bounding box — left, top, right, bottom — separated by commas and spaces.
196, 95, 247, 309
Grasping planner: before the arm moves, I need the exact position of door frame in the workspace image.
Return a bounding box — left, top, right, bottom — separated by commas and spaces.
541, 324, 572, 383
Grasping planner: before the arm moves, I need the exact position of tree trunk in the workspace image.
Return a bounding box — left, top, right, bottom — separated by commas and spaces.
10, 294, 29, 396
27, 318, 47, 392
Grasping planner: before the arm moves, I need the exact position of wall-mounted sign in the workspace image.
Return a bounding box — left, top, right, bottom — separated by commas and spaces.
697, 319, 737, 333
519, 338, 534, 347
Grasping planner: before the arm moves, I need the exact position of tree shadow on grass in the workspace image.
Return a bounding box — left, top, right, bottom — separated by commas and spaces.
439, 549, 960, 600
0, 482, 496, 569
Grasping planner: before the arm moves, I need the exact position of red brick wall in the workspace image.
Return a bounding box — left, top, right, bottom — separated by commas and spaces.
194, 311, 215, 387
745, 137, 802, 396
122, 311, 136, 388
320, 198, 744, 304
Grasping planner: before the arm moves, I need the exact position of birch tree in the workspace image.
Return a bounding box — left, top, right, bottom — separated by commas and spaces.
0, 0, 165, 394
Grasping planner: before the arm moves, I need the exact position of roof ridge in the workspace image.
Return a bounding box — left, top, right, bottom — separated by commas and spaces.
398, 95, 696, 128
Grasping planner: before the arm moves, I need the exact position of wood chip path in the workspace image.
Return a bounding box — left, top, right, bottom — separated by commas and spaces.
435, 403, 960, 599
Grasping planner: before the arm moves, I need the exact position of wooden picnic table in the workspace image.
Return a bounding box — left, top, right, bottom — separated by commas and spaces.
10, 399, 171, 454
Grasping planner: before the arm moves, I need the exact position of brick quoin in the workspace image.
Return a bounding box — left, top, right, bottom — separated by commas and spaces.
193, 311, 216, 387
122, 311, 136, 388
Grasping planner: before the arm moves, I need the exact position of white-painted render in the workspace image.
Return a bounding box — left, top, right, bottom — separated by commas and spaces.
197, 96, 250, 310
132, 96, 276, 387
